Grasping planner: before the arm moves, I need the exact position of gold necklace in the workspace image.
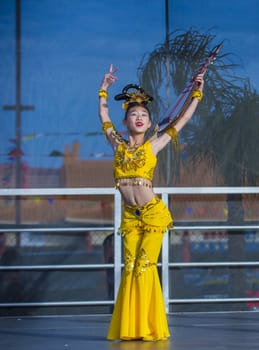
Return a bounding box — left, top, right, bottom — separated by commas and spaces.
127, 141, 144, 152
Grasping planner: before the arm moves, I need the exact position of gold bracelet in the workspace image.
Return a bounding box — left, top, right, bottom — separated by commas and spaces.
102, 121, 114, 135
98, 89, 108, 99
191, 90, 203, 101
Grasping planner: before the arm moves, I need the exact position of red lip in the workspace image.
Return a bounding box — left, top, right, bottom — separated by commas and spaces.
136, 122, 143, 127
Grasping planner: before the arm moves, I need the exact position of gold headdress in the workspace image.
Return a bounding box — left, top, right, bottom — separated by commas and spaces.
114, 84, 153, 110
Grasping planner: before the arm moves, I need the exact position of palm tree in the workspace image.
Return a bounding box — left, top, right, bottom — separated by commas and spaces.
138, 29, 243, 185
138, 28, 259, 309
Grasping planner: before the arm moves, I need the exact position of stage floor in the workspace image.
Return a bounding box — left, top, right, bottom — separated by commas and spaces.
1, 311, 259, 350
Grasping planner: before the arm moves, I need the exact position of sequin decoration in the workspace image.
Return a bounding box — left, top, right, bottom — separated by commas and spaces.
115, 148, 146, 172
124, 248, 136, 275
135, 209, 141, 216
135, 248, 156, 278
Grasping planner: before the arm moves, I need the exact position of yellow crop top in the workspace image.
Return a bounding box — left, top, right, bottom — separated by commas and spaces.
114, 141, 157, 181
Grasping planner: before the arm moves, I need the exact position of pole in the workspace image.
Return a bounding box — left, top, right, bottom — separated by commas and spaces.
3, 0, 34, 232
165, 0, 172, 186
15, 0, 22, 226
165, 0, 169, 43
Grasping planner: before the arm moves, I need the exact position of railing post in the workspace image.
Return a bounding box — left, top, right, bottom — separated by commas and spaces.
161, 191, 170, 313
113, 190, 122, 298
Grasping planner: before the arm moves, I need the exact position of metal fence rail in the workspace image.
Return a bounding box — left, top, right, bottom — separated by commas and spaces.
0, 187, 259, 312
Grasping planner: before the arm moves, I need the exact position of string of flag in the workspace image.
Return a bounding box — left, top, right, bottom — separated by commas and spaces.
0, 130, 125, 159
4, 130, 127, 143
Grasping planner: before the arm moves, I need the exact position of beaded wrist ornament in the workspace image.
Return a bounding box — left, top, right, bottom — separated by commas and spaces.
191, 90, 203, 101
98, 89, 108, 99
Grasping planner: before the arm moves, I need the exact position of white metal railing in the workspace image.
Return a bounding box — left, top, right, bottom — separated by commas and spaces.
0, 187, 259, 311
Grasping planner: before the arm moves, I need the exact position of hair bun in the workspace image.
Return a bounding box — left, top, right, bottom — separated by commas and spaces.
114, 84, 153, 110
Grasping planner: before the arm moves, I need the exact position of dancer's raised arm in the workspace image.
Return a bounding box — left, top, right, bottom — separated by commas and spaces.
98, 64, 118, 146
151, 73, 204, 155
98, 64, 118, 123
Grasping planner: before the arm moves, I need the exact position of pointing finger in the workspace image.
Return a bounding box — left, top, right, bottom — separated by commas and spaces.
109, 63, 118, 74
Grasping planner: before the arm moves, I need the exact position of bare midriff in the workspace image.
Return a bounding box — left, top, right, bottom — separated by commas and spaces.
115, 177, 155, 207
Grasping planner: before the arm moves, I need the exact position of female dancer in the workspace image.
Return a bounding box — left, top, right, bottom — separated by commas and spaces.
99, 64, 204, 341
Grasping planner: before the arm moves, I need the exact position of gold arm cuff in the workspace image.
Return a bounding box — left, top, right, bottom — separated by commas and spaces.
102, 121, 114, 135
191, 90, 203, 101
164, 126, 179, 149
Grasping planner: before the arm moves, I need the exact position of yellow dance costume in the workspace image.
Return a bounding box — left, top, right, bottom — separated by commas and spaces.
107, 140, 173, 341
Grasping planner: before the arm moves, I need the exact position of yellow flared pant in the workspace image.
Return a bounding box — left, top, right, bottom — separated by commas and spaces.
107, 197, 172, 341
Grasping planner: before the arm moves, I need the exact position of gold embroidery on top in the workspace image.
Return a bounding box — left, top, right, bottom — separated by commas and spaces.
146, 167, 155, 179
115, 149, 146, 172
135, 248, 156, 278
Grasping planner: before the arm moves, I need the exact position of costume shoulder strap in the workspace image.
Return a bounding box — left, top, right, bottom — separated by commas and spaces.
111, 129, 127, 145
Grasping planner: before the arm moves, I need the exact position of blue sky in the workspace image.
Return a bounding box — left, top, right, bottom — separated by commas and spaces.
0, 0, 259, 170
